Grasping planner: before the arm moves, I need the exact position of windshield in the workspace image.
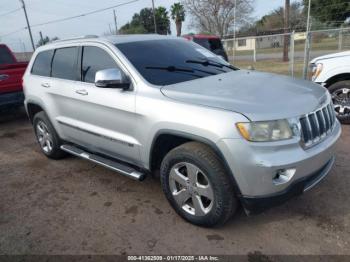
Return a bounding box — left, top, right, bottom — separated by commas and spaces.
116, 39, 236, 86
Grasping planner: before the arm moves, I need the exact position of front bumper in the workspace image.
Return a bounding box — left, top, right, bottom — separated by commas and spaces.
240, 156, 335, 214
217, 119, 341, 209
0, 91, 24, 109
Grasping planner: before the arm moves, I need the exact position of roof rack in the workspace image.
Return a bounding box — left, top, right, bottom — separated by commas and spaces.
52, 35, 99, 43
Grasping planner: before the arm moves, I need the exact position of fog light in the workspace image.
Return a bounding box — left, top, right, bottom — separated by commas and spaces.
273, 168, 296, 185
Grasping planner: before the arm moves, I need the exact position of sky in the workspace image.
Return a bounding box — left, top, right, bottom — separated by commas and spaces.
0, 0, 288, 52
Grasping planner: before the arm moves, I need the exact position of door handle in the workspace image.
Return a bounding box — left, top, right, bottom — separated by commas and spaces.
76, 89, 88, 96
41, 82, 50, 88
0, 74, 9, 81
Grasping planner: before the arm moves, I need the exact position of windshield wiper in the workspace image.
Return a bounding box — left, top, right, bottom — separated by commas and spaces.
145, 66, 194, 73
186, 59, 237, 71
145, 65, 217, 76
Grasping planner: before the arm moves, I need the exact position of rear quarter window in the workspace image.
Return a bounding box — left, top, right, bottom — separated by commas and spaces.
31, 50, 54, 77
0, 46, 15, 64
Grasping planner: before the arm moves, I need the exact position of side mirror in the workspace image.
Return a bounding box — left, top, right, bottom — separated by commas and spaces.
95, 68, 131, 90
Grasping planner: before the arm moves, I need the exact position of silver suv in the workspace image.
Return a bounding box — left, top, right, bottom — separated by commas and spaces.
23, 35, 341, 227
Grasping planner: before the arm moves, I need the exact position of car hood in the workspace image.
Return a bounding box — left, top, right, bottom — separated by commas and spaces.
310, 51, 350, 63
160, 70, 328, 121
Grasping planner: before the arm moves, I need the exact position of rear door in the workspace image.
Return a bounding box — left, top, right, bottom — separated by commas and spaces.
55, 44, 140, 165
40, 46, 81, 140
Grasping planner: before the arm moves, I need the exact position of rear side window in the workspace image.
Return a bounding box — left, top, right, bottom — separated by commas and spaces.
82, 46, 118, 83
51, 47, 78, 81
31, 50, 54, 77
0, 46, 15, 64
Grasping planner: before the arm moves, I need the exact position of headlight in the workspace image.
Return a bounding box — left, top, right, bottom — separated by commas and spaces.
310, 63, 323, 81
236, 120, 294, 142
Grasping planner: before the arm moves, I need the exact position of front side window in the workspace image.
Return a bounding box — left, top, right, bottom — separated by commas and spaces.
116, 39, 236, 86
82, 46, 118, 83
51, 47, 78, 81
31, 50, 54, 77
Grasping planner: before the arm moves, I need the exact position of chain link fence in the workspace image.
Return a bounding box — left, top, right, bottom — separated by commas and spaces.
223, 27, 350, 79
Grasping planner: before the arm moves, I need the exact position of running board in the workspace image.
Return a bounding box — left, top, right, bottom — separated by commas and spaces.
60, 144, 146, 181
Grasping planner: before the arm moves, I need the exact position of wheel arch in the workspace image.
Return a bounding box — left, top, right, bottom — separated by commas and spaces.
26, 102, 45, 123
149, 130, 242, 196
325, 73, 350, 88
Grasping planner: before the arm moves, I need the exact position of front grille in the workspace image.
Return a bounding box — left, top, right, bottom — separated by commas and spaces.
300, 103, 336, 148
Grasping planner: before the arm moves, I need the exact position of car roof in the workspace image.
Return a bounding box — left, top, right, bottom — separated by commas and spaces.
183, 34, 221, 40
43, 34, 179, 47
34, 34, 183, 52
105, 34, 179, 44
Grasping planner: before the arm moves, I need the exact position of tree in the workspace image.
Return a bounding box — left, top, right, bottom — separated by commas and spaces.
156, 7, 171, 35
303, 0, 350, 27
182, 0, 254, 37
171, 2, 186, 36
255, 2, 305, 32
36, 36, 59, 47
120, 7, 171, 35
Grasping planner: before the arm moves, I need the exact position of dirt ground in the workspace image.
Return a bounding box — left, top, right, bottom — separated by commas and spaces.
0, 108, 349, 256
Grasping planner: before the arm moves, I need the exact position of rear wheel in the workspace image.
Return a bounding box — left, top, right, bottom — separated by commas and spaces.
160, 142, 237, 227
33, 111, 66, 159
329, 80, 350, 124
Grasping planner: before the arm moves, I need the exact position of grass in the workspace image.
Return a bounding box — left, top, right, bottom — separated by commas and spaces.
232, 59, 305, 79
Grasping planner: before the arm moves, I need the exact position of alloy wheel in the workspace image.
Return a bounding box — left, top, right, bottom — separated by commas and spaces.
332, 88, 350, 117
36, 121, 53, 153
169, 162, 214, 216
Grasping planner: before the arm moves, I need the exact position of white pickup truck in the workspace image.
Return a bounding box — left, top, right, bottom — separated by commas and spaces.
310, 51, 350, 124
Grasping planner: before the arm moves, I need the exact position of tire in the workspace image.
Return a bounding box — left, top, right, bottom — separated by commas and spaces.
328, 80, 350, 124
33, 111, 66, 159
160, 142, 238, 227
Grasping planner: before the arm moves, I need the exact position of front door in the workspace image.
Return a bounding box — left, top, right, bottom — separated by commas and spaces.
53, 44, 140, 166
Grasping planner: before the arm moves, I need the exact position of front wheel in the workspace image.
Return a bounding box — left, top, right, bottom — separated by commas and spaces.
160, 142, 237, 227
329, 80, 350, 124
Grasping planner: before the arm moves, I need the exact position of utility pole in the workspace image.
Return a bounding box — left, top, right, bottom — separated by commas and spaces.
113, 10, 118, 35
303, 0, 312, 79
283, 0, 290, 62
19, 0, 35, 51
39, 31, 43, 43
151, 0, 157, 34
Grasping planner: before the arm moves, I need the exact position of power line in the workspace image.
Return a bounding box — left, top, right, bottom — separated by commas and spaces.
0, 7, 21, 18
1, 0, 141, 39
30, 0, 140, 28
0, 27, 26, 38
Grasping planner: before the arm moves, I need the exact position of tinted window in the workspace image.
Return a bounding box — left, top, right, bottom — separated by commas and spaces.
31, 50, 54, 77
193, 38, 223, 52
116, 39, 234, 86
0, 46, 15, 64
51, 47, 78, 80
82, 46, 118, 83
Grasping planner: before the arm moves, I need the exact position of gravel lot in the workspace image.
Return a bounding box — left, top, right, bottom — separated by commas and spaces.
0, 108, 349, 255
